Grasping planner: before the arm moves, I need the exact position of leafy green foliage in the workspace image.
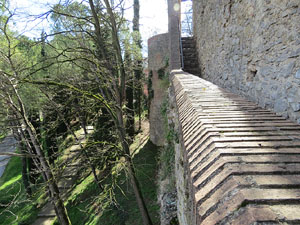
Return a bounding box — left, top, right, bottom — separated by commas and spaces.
0, 0, 154, 224
159, 97, 176, 187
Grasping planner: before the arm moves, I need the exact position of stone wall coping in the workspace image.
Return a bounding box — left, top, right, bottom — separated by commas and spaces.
172, 71, 300, 224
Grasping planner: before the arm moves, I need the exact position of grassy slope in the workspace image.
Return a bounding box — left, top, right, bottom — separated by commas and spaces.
66, 140, 160, 225
99, 140, 160, 225
0, 127, 160, 225
0, 156, 39, 225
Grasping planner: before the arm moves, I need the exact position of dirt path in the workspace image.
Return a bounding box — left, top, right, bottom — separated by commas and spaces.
32, 127, 93, 225
131, 119, 150, 156
0, 135, 17, 178
32, 121, 149, 225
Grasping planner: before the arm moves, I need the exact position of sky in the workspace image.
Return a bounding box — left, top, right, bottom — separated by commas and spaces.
9, 0, 169, 56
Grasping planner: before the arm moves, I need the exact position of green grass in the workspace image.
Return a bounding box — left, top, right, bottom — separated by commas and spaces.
0, 156, 22, 187
65, 140, 160, 225
0, 156, 39, 225
96, 140, 160, 225
0, 135, 5, 142
0, 128, 161, 225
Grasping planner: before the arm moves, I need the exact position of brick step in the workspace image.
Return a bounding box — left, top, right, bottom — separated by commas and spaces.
181, 36, 199, 76
183, 61, 197, 66
183, 59, 197, 62
181, 37, 194, 42
183, 54, 197, 59
183, 63, 198, 67
182, 48, 196, 52
182, 52, 197, 55
183, 62, 198, 67
183, 57, 198, 61
182, 47, 196, 51
184, 68, 199, 73
183, 68, 200, 74
184, 69, 199, 73
183, 51, 196, 55
184, 67, 199, 71
182, 45, 195, 48
183, 51, 197, 56
182, 43, 195, 48
183, 56, 197, 60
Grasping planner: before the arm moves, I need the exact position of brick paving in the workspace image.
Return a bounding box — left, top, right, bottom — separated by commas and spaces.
172, 72, 300, 225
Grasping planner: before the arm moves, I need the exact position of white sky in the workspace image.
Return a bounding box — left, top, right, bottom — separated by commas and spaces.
9, 0, 169, 56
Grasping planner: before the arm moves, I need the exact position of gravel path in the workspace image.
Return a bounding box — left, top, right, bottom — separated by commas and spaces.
0, 135, 17, 178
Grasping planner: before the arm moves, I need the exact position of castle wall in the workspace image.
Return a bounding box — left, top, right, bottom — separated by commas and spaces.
193, 0, 300, 123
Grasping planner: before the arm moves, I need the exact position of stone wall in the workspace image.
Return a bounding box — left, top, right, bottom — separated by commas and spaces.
148, 33, 169, 146
169, 72, 193, 225
193, 0, 300, 123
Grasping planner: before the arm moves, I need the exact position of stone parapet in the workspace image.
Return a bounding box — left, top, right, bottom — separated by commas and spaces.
171, 70, 300, 224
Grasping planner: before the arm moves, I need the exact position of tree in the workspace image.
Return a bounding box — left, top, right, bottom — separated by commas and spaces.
0, 4, 71, 224
27, 0, 153, 224
133, 0, 143, 131
1, 0, 152, 223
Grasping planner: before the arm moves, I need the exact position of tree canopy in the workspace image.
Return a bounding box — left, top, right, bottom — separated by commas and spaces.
0, 0, 152, 224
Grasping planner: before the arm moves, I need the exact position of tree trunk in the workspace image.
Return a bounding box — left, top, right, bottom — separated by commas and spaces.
133, 0, 143, 131
21, 146, 32, 196
10, 121, 32, 196
126, 157, 153, 225
115, 109, 153, 225
10, 84, 72, 225
25, 126, 71, 225
125, 50, 135, 140
50, 94, 103, 192
88, 1, 152, 223
126, 80, 135, 139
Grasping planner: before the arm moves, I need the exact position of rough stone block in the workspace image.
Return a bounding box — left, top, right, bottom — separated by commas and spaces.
291, 103, 300, 112
274, 98, 288, 112
295, 69, 300, 79
280, 61, 295, 78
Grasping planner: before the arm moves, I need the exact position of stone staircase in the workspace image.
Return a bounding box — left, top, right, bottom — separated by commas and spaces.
181, 37, 200, 76
171, 72, 300, 224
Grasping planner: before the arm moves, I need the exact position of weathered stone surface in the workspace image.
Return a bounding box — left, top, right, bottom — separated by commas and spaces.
274, 98, 288, 112
171, 71, 300, 225
296, 69, 300, 79
291, 102, 300, 112
280, 61, 295, 78
148, 33, 169, 146
168, 0, 181, 70
193, 0, 300, 124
